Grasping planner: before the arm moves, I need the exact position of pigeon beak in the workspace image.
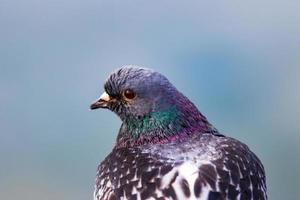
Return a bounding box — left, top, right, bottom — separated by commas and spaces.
90, 92, 111, 110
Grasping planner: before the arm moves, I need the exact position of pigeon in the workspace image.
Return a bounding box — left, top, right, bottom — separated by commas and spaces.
90, 66, 267, 200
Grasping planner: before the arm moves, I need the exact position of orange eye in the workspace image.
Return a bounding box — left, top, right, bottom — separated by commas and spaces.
123, 89, 136, 100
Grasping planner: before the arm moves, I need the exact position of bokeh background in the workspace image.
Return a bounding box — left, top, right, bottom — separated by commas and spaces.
1, 1, 300, 199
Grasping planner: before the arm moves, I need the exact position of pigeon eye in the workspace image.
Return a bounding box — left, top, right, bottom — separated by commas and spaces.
123, 89, 136, 100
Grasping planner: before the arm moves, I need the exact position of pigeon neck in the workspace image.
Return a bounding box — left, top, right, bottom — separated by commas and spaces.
115, 95, 217, 148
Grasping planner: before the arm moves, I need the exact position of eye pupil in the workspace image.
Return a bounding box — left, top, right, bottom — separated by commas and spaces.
124, 89, 136, 100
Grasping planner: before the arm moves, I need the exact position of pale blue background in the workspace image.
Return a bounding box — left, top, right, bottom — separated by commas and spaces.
1, 1, 300, 199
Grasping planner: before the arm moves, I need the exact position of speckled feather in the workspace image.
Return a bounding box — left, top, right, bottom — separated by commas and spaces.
92, 66, 267, 200
95, 133, 266, 200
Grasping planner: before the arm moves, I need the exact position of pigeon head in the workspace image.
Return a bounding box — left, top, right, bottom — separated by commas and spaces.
91, 66, 216, 147
92, 66, 177, 119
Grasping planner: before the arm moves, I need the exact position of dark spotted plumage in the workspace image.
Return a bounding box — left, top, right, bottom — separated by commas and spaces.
91, 66, 267, 200
94, 133, 266, 200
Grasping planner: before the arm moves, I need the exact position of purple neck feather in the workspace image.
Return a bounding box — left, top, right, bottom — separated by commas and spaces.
115, 93, 217, 148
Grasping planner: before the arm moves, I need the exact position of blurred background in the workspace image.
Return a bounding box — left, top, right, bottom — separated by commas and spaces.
1, 1, 299, 199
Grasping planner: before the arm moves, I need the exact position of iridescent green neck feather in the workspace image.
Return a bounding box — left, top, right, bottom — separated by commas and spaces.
124, 106, 178, 137
116, 94, 217, 147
